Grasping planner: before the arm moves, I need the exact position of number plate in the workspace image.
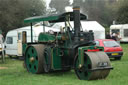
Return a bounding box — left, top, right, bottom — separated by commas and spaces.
98, 62, 108, 67
112, 53, 118, 55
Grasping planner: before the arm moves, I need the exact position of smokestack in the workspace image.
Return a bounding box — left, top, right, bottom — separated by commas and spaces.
73, 6, 80, 42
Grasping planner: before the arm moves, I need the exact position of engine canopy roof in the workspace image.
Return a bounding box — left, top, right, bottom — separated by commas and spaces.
24, 12, 87, 23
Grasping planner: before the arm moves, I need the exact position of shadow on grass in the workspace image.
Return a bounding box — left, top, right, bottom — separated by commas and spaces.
39, 70, 75, 77
120, 42, 128, 44
110, 58, 119, 61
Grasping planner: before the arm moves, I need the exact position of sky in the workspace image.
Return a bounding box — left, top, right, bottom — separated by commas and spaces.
45, 0, 73, 9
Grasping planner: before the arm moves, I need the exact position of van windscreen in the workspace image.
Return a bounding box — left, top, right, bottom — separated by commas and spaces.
112, 29, 120, 34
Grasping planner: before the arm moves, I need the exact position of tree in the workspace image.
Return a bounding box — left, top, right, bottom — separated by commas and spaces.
0, 0, 46, 36
116, 0, 128, 24
73, 0, 118, 27
49, 0, 70, 13
73, 0, 107, 25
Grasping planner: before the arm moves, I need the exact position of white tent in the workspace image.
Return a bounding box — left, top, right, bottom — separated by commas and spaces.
81, 21, 105, 39
52, 21, 105, 39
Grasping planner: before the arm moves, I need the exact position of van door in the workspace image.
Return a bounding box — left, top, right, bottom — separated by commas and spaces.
122, 28, 128, 42
17, 32, 22, 56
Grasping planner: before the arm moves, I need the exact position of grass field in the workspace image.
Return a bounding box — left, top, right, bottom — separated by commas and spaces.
0, 44, 128, 85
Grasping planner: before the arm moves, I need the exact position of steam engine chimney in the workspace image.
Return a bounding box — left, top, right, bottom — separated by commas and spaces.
73, 6, 80, 42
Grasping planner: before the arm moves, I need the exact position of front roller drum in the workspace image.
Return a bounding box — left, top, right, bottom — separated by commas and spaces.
24, 44, 45, 74
74, 51, 112, 80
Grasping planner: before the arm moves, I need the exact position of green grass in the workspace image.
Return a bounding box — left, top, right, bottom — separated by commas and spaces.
0, 44, 128, 85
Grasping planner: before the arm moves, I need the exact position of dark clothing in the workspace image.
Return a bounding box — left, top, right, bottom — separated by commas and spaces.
111, 36, 117, 41
106, 34, 111, 39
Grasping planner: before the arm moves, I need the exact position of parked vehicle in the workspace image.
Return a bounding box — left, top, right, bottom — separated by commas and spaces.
4, 26, 60, 57
95, 39, 123, 60
22, 6, 112, 80
110, 24, 128, 42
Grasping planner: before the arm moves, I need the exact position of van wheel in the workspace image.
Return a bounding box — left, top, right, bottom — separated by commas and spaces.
9, 55, 12, 58
9, 56, 18, 59
19, 56, 24, 60
115, 57, 121, 60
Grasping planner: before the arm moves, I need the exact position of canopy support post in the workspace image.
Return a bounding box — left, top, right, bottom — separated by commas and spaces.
31, 23, 33, 43
43, 21, 45, 33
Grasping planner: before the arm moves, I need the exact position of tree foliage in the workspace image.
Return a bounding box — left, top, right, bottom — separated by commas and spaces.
49, 0, 70, 13
73, 0, 115, 26
0, 0, 46, 36
116, 0, 128, 24
73, 0, 128, 26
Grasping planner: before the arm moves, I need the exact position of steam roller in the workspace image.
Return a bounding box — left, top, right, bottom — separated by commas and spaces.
23, 6, 113, 80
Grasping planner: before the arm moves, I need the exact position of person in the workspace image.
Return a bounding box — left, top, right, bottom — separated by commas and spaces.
106, 32, 111, 39
116, 32, 121, 44
111, 33, 117, 41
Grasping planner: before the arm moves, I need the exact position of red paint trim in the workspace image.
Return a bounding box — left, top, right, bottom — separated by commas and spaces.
87, 49, 100, 52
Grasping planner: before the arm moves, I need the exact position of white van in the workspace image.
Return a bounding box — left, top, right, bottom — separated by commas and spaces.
4, 25, 60, 57
110, 24, 128, 42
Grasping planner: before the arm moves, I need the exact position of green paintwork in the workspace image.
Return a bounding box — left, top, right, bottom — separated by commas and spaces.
24, 12, 87, 23
38, 33, 56, 42
24, 15, 59, 23
56, 35, 62, 40
25, 46, 38, 73
52, 48, 61, 70
22, 43, 27, 55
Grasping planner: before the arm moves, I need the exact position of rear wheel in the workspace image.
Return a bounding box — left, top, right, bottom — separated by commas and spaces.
115, 57, 121, 60
24, 44, 45, 74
